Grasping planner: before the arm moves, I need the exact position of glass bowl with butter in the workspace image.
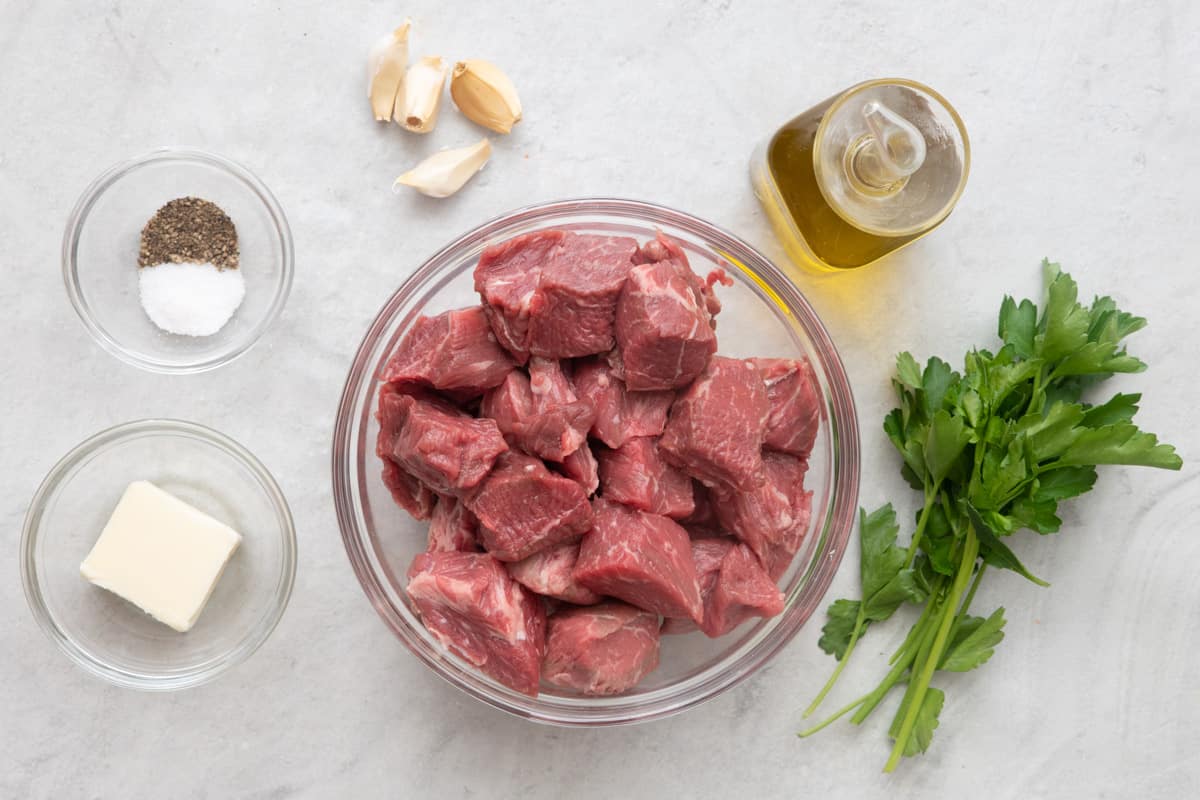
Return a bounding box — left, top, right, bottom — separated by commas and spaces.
20, 419, 296, 690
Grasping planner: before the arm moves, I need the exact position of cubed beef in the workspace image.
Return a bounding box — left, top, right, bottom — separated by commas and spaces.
476, 232, 640, 362
700, 540, 785, 637
542, 602, 661, 695
752, 357, 821, 458
507, 541, 601, 605
632, 232, 728, 322
480, 369, 535, 437
382, 306, 515, 396
523, 357, 596, 460
482, 361, 595, 462
391, 393, 508, 495
467, 452, 594, 561
715, 452, 812, 579
660, 537, 731, 635
660, 357, 769, 491
574, 498, 703, 622
571, 357, 674, 449
380, 459, 436, 520
427, 496, 479, 553
528, 234, 638, 358
376, 383, 435, 519
612, 261, 717, 391
761, 456, 813, 580
557, 443, 600, 495
661, 538, 785, 636
475, 230, 566, 362
597, 437, 694, 519
406, 552, 546, 696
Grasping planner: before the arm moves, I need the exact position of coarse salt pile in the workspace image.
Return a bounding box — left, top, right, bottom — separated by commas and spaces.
139, 262, 246, 337
137, 196, 245, 337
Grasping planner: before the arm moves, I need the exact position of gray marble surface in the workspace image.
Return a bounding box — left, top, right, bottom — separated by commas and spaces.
3, 1, 1198, 797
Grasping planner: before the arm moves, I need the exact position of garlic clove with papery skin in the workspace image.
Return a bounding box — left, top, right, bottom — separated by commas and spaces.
395, 56, 448, 133
450, 59, 523, 134
367, 21, 410, 122
393, 138, 492, 198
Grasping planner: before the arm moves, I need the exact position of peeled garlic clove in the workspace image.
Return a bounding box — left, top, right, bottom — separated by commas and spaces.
450, 59, 523, 134
367, 21, 411, 122
395, 56, 448, 133
393, 138, 492, 198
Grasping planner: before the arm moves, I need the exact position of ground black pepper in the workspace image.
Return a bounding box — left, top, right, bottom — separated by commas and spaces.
138, 197, 239, 270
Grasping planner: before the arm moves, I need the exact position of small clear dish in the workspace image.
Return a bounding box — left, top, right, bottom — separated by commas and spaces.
62, 147, 294, 374
20, 419, 297, 691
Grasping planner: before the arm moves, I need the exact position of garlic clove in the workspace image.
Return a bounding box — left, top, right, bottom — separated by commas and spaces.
393, 138, 493, 198
394, 56, 448, 134
450, 59, 523, 134
367, 21, 411, 122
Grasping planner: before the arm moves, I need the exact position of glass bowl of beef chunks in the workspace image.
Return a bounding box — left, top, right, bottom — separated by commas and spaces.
333, 198, 860, 724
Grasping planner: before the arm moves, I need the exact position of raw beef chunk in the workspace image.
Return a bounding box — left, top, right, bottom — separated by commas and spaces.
376, 383, 435, 519
761, 456, 813, 580
715, 452, 812, 579
574, 498, 703, 622
406, 552, 546, 696
480, 370, 535, 438
482, 361, 595, 462
698, 539, 785, 637
475, 231, 638, 362
597, 437, 694, 519
384, 304, 516, 395
632, 232, 727, 322
390, 393, 508, 494
557, 443, 600, 495
528, 234, 638, 358
571, 358, 673, 449
752, 357, 821, 458
542, 602, 661, 695
507, 541, 601, 605
523, 357, 596, 460
383, 306, 515, 396
660, 537, 732, 635
467, 452, 594, 562
475, 230, 565, 362
380, 459, 436, 520
612, 260, 717, 390
659, 357, 769, 491
427, 496, 479, 553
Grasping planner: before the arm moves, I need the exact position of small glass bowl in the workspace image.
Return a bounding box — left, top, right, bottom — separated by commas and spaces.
332, 198, 861, 725
21, 419, 297, 691
63, 148, 294, 373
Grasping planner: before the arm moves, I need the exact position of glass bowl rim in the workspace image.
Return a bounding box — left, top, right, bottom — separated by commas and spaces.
61, 146, 295, 375
20, 417, 298, 691
331, 197, 860, 725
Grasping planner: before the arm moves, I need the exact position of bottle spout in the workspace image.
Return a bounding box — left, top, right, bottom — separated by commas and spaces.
848, 100, 927, 191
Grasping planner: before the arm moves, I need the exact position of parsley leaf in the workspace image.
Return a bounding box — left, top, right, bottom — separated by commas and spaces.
817, 599, 861, 660
1057, 424, 1183, 469
941, 608, 1006, 672
999, 296, 1038, 359
889, 687, 945, 757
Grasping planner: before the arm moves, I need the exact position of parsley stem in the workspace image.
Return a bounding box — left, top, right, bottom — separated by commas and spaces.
797, 691, 871, 737
803, 604, 867, 718
851, 606, 940, 724
888, 575, 945, 666
904, 487, 939, 568
883, 530, 980, 773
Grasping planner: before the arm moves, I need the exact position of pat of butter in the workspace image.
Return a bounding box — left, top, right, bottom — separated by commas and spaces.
80, 480, 242, 633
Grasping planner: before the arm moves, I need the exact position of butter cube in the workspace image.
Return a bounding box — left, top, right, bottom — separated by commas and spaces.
80, 480, 242, 633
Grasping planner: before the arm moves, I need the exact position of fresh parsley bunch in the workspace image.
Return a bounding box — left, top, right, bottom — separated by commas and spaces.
800, 262, 1182, 771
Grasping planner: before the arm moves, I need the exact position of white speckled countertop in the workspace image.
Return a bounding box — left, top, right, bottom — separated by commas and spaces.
3, 1, 1198, 797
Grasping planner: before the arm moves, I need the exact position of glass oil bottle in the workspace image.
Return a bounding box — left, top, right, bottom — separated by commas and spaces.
751, 79, 970, 273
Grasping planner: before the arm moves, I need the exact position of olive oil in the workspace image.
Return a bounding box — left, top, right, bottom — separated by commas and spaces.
752, 79, 970, 273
